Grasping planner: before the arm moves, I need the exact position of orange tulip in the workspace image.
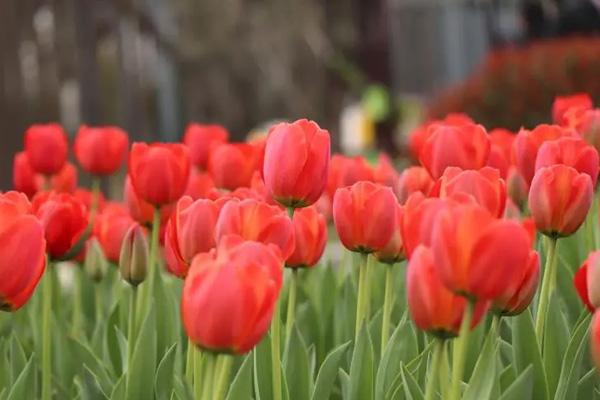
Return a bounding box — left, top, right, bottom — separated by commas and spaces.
263, 119, 330, 207
24, 123, 68, 175
0, 192, 46, 311
215, 199, 295, 259
529, 165, 593, 237
286, 207, 327, 269
437, 167, 506, 217
208, 143, 260, 190
164, 196, 225, 278
332, 181, 397, 253
183, 123, 229, 169
535, 137, 599, 186
419, 123, 490, 180
407, 245, 487, 338
74, 126, 129, 175
128, 142, 191, 206
431, 202, 534, 300
181, 235, 283, 354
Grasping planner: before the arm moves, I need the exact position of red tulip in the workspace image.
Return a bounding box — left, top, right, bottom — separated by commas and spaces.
215, 199, 295, 259
0, 192, 46, 311
50, 162, 78, 194
419, 123, 490, 180
407, 245, 488, 338
326, 155, 374, 199
208, 143, 260, 190
74, 126, 128, 175
437, 167, 506, 217
263, 119, 330, 207
535, 137, 599, 186
513, 124, 576, 184
529, 165, 593, 237
575, 109, 600, 153
33, 191, 89, 259
493, 251, 540, 315
124, 176, 173, 237
333, 181, 397, 253
181, 235, 283, 354
24, 123, 68, 175
185, 170, 216, 200
286, 207, 327, 269
129, 142, 191, 206
552, 93, 592, 125
373, 153, 399, 188
574, 262, 595, 313
183, 123, 229, 169
431, 202, 534, 300
314, 193, 332, 221
374, 203, 405, 264
164, 196, 225, 278
396, 167, 434, 204
13, 152, 43, 197
486, 128, 515, 179
408, 113, 474, 161
591, 310, 600, 372
73, 188, 106, 213
94, 203, 135, 263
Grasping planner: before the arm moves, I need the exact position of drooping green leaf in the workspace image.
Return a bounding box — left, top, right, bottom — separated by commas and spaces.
71, 337, 115, 396
283, 325, 312, 400
155, 343, 178, 400
544, 294, 571, 395
512, 310, 549, 400
225, 355, 253, 400
348, 324, 374, 400
499, 365, 533, 400
9, 334, 26, 384
109, 375, 126, 400
462, 330, 498, 400
253, 336, 273, 400
311, 341, 351, 400
401, 363, 424, 400
75, 365, 109, 400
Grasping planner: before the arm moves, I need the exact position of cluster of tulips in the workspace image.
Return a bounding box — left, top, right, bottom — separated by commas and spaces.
1, 92, 600, 400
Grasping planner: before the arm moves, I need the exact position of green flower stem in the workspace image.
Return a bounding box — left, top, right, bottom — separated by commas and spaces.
72, 265, 83, 337
41, 260, 52, 400
424, 338, 445, 400
365, 255, 374, 318
439, 340, 450, 398
535, 236, 558, 348
491, 314, 501, 338
270, 300, 282, 400
194, 348, 204, 400
95, 283, 103, 323
355, 253, 369, 341
380, 264, 395, 355
138, 207, 161, 324
126, 287, 138, 392
448, 299, 475, 400
201, 352, 215, 400
186, 338, 194, 386
213, 355, 234, 400
285, 269, 299, 341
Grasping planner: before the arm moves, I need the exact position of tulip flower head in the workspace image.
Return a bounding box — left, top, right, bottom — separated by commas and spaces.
333, 181, 397, 253
74, 126, 129, 176
263, 119, 330, 208
24, 123, 69, 175
374, 203, 405, 264
535, 137, 599, 187
208, 143, 261, 190
574, 252, 600, 313
396, 166, 434, 204
0, 192, 46, 311
128, 142, 191, 206
93, 203, 136, 263
327, 155, 375, 199
119, 223, 149, 287
181, 235, 283, 354
184, 123, 229, 169
552, 93, 592, 126
493, 250, 540, 315
528, 165, 593, 238
286, 206, 327, 269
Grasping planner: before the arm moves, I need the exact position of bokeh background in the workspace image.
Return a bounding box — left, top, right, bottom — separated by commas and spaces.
1, 0, 599, 189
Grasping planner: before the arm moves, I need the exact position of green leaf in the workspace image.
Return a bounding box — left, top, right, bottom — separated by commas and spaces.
311, 341, 351, 400
9, 334, 26, 384
349, 324, 374, 400
253, 336, 273, 400
512, 310, 549, 400
400, 364, 424, 400
71, 337, 114, 396
462, 331, 498, 400
554, 313, 591, 400
576, 368, 597, 400
155, 344, 178, 400
110, 375, 126, 400
499, 365, 533, 400
338, 368, 351, 400
126, 307, 157, 400
6, 355, 34, 400
544, 294, 570, 395
283, 325, 312, 400
75, 365, 109, 400
105, 299, 124, 376
226, 355, 253, 400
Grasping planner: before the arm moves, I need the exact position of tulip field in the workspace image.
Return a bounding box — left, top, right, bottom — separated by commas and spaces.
1, 95, 600, 400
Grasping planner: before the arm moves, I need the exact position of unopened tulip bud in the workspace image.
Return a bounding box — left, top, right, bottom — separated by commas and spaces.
85, 239, 108, 283
119, 224, 148, 287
